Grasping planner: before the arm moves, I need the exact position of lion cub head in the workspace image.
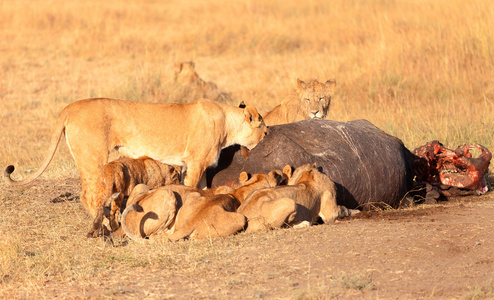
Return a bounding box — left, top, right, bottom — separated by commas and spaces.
296, 78, 336, 120
233, 169, 286, 203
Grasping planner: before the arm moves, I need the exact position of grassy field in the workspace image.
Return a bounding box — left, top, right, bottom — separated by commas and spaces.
1, 0, 494, 298
1, 0, 493, 178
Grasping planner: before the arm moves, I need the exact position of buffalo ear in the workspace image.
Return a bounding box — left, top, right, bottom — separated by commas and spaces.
282, 165, 293, 180
239, 172, 250, 184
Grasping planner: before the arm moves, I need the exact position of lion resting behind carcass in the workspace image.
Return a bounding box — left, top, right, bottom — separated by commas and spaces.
238, 164, 359, 233
87, 156, 181, 237
263, 78, 336, 126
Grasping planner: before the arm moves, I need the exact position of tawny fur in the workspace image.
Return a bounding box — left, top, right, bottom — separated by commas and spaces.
263, 79, 336, 126
120, 184, 236, 242
4, 98, 268, 220
168, 192, 246, 241
231, 169, 286, 203
119, 184, 180, 243
87, 156, 180, 237
238, 164, 358, 233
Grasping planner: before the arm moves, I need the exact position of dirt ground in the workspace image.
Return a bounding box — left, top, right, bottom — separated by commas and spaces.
1, 177, 494, 299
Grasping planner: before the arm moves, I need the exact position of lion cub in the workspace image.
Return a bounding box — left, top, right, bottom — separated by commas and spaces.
87, 156, 180, 237
168, 192, 246, 241
120, 184, 242, 243
238, 164, 358, 233
231, 169, 287, 203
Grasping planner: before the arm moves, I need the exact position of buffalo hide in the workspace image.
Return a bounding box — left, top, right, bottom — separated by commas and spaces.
211, 119, 415, 209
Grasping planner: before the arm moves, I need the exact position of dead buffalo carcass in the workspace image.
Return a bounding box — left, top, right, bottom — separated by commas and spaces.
412, 140, 491, 197
210, 119, 491, 209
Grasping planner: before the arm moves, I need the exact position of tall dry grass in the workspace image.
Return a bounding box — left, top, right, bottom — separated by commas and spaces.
0, 1, 494, 296
1, 0, 493, 179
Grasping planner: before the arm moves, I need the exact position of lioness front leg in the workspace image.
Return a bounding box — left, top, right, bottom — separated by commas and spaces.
87, 207, 105, 238
183, 162, 206, 189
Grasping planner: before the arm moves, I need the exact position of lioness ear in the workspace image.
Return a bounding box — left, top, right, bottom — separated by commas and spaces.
296, 78, 307, 92
188, 61, 195, 69
283, 165, 293, 180
239, 172, 250, 184
244, 106, 260, 124
325, 79, 336, 93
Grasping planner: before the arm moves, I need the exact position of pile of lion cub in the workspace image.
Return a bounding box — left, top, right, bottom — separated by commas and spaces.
88, 158, 358, 243
5, 61, 359, 243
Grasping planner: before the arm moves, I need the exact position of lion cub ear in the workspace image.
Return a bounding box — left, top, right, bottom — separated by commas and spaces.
238, 172, 250, 184
244, 106, 261, 124
268, 169, 285, 185
282, 165, 293, 181
325, 79, 336, 93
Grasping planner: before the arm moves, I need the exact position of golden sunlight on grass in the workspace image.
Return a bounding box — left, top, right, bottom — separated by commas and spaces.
1, 0, 493, 174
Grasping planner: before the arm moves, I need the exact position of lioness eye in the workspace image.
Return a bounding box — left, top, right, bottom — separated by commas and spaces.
306, 98, 310, 102
319, 97, 324, 101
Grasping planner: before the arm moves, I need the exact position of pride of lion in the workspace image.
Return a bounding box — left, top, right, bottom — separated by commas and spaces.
4, 62, 356, 242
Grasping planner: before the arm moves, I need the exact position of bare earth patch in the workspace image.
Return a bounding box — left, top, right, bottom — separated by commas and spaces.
1, 178, 493, 299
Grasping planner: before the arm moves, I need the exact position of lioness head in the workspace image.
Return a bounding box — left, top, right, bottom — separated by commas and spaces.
236, 106, 268, 150
296, 79, 336, 120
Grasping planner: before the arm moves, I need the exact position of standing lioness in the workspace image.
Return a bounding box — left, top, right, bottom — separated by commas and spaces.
4, 98, 268, 217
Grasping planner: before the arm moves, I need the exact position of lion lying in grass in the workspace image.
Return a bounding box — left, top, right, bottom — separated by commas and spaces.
263, 78, 336, 126
174, 61, 233, 103
238, 164, 359, 233
87, 156, 181, 237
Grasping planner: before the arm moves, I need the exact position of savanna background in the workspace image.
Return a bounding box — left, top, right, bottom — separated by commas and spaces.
1, 0, 494, 299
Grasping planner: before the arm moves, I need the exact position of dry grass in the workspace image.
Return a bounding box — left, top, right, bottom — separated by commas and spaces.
1, 0, 494, 298
1, 0, 493, 179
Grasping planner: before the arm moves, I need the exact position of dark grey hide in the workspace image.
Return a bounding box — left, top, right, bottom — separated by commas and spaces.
210, 119, 415, 209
